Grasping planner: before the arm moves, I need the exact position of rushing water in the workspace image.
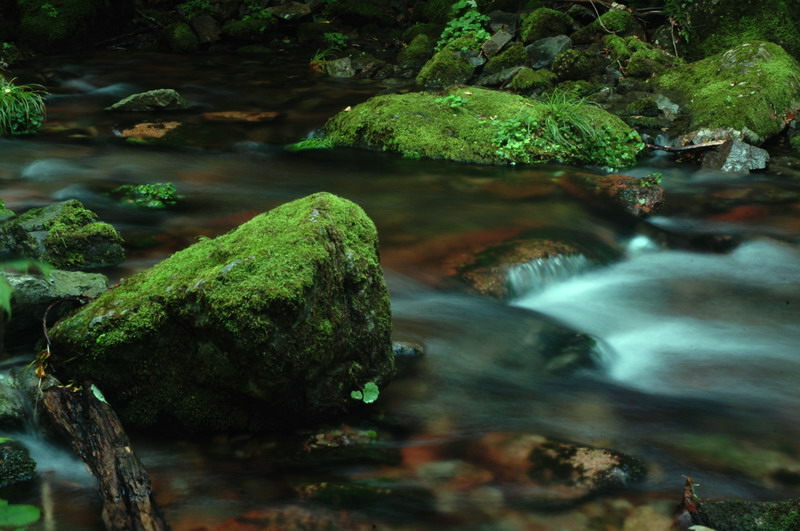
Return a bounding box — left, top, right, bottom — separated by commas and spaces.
2, 51, 800, 529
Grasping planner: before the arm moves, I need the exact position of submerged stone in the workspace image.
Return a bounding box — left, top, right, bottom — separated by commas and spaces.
50, 193, 394, 431
326, 86, 643, 168
560, 173, 665, 218
0, 200, 125, 270
106, 89, 188, 112
654, 42, 800, 144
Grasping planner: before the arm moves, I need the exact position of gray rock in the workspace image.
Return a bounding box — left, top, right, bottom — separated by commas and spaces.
325, 57, 355, 78
190, 14, 221, 43
105, 89, 187, 112
487, 10, 518, 34
477, 66, 523, 87
702, 138, 770, 173
526, 35, 572, 69
481, 30, 513, 58
0, 438, 36, 487
0, 375, 25, 431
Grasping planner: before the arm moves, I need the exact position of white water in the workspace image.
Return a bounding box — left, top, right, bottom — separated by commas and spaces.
513, 239, 800, 412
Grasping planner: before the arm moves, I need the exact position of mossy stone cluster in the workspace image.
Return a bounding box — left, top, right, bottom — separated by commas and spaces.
0, 200, 124, 270
484, 42, 528, 74
50, 193, 394, 432
551, 48, 607, 81
508, 67, 557, 93
520, 8, 573, 44
326, 86, 643, 167
654, 41, 800, 144
680, 0, 800, 61
17, 0, 133, 51
604, 35, 682, 79
571, 9, 643, 45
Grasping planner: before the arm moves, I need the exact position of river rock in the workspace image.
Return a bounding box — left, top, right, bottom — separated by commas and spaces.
49, 193, 394, 431
561, 173, 664, 217
190, 14, 220, 43
482, 30, 513, 58
105, 89, 187, 112
0, 376, 25, 431
701, 138, 770, 173
0, 438, 36, 487
1, 269, 108, 350
526, 35, 572, 69
325, 57, 355, 78
0, 200, 124, 270
468, 432, 645, 507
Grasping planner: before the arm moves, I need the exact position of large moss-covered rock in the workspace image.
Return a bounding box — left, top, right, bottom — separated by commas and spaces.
654, 41, 800, 144
0, 200, 124, 270
520, 8, 573, 44
677, 0, 800, 60
326, 86, 643, 167
18, 0, 133, 51
49, 193, 394, 431
571, 9, 644, 45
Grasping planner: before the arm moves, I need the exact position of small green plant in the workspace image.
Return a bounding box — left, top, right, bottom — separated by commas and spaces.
323, 32, 348, 50
286, 136, 335, 151
350, 382, 380, 404
40, 2, 58, 18
110, 182, 178, 209
434, 94, 469, 108
0, 43, 19, 69
0, 498, 41, 528
178, 0, 212, 18
310, 47, 337, 69
437, 0, 490, 50
242, 0, 275, 31
0, 78, 47, 136
641, 172, 663, 187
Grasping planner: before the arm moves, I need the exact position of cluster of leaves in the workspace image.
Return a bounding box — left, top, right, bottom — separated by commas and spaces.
323, 32, 348, 50
110, 183, 178, 209
178, 0, 213, 18
437, 0, 490, 50
641, 172, 663, 187
0, 43, 19, 70
434, 94, 469, 108
0, 260, 53, 319
40, 2, 58, 18
351, 382, 380, 404
0, 78, 47, 136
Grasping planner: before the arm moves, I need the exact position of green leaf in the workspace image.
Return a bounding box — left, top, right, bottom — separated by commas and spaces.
0, 437, 10, 444
362, 382, 379, 404
350, 390, 363, 400
0, 499, 41, 527
0, 277, 11, 318
90, 384, 109, 405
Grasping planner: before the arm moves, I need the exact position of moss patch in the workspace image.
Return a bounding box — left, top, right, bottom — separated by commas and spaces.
520, 8, 573, 44
508, 68, 557, 92
326, 86, 643, 167
484, 42, 528, 74
571, 9, 643, 45
50, 193, 394, 431
162, 22, 200, 52
398, 34, 435, 69
0, 199, 14, 220
653, 41, 800, 143
551, 48, 607, 81
696, 499, 800, 531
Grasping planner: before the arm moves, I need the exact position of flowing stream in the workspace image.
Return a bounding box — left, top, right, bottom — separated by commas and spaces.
2, 51, 800, 529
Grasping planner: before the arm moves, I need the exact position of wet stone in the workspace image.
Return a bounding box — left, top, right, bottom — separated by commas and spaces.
702, 138, 770, 173
482, 30, 513, 58
0, 438, 36, 488
526, 35, 572, 69
105, 89, 187, 112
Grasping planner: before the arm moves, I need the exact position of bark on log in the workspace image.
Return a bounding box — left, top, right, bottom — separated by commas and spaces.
41, 385, 169, 531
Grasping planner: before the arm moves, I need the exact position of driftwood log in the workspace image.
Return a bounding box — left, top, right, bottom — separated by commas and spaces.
646, 140, 726, 153
41, 385, 169, 531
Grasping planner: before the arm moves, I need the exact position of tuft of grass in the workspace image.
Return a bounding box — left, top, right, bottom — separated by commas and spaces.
0, 78, 47, 136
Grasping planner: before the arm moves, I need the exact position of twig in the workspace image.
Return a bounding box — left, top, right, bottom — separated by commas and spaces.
646, 140, 726, 152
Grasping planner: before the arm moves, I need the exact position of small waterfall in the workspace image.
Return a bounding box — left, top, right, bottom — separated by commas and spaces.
506, 254, 592, 299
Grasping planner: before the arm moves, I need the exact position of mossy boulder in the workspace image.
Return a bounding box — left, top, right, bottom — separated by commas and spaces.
484, 41, 528, 74
603, 35, 682, 79
508, 67, 557, 93
0, 438, 36, 487
106, 89, 187, 112
551, 48, 608, 81
161, 22, 200, 52
653, 41, 800, 144
520, 8, 573, 44
17, 0, 133, 51
398, 34, 435, 69
0, 200, 124, 270
326, 86, 643, 167
679, 0, 800, 61
49, 193, 394, 432
416, 49, 474, 88
571, 9, 644, 45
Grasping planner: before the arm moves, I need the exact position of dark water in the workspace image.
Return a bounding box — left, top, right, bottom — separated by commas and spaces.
3, 51, 800, 530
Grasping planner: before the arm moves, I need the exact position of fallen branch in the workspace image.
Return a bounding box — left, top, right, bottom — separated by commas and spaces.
646, 140, 726, 153
41, 385, 169, 531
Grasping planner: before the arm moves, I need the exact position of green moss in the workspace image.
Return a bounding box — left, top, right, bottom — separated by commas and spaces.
654, 41, 800, 143
110, 183, 178, 209
682, 0, 800, 61
163, 22, 200, 52
50, 193, 393, 431
603, 35, 681, 78
520, 8, 573, 44
697, 499, 800, 531
624, 97, 660, 117
484, 42, 528, 74
416, 49, 474, 88
0, 199, 14, 220
0, 439, 35, 487
553, 80, 598, 97
398, 34, 435, 69
572, 9, 641, 45
551, 48, 607, 81
791, 135, 800, 151
508, 67, 557, 92
326, 86, 643, 167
